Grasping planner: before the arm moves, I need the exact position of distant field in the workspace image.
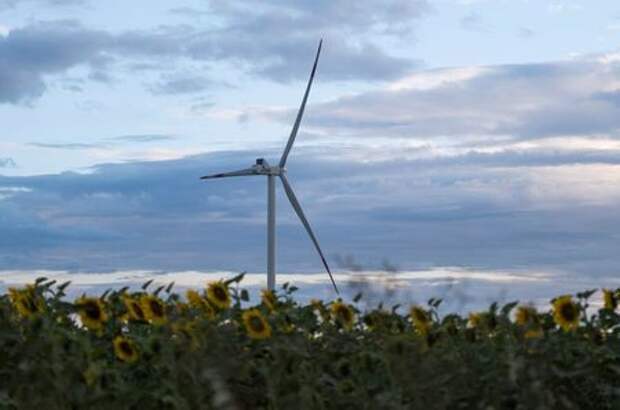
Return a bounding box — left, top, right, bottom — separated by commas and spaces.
2, 275, 620, 408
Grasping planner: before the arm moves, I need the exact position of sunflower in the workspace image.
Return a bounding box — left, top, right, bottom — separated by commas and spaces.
331, 301, 355, 330
172, 320, 201, 349
603, 289, 617, 311
468, 312, 482, 328
261, 289, 278, 312
515, 305, 537, 326
8, 286, 44, 318
206, 281, 231, 310
242, 309, 272, 340
113, 336, 139, 363
76, 296, 108, 332
524, 327, 544, 340
409, 306, 431, 335
82, 364, 100, 388
140, 295, 167, 325
186, 289, 204, 309
186, 289, 215, 319
552, 295, 580, 331
123, 295, 146, 322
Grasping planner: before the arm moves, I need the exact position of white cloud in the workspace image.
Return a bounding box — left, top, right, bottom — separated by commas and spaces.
387, 66, 492, 91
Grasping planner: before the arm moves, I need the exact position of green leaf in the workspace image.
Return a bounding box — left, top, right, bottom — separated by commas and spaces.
57, 281, 72, 292
501, 301, 519, 316
577, 289, 597, 300
353, 293, 363, 303
153, 285, 165, 296
240, 289, 250, 302
141, 279, 154, 290
225, 271, 246, 285
35, 277, 48, 285
165, 281, 175, 293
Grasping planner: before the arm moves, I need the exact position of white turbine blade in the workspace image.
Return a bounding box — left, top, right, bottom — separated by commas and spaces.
200, 168, 258, 180
279, 173, 339, 294
279, 39, 322, 168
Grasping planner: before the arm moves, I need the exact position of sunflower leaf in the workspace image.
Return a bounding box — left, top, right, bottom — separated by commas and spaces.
225, 271, 246, 285
35, 277, 48, 285
57, 281, 72, 292
501, 301, 519, 317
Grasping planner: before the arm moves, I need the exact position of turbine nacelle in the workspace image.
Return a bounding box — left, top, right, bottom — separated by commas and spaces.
253, 158, 283, 176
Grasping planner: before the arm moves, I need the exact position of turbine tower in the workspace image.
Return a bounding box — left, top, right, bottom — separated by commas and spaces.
200, 40, 338, 294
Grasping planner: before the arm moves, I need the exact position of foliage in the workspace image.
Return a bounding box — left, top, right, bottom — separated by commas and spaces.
2, 277, 620, 409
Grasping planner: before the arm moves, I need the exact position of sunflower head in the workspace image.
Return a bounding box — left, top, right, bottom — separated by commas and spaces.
140, 295, 167, 325
524, 326, 544, 340
261, 289, 278, 312
82, 364, 101, 388
603, 289, 617, 311
331, 301, 355, 330
468, 312, 482, 328
515, 305, 538, 326
552, 295, 580, 331
123, 295, 146, 322
172, 320, 200, 349
242, 309, 272, 340
409, 305, 431, 335
113, 336, 139, 363
76, 296, 108, 332
8, 286, 44, 318
185, 289, 215, 319
186, 289, 203, 308
206, 281, 231, 310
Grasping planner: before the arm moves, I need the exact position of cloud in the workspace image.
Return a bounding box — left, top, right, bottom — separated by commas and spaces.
0, 0, 85, 11
149, 75, 214, 95
0, 147, 619, 277
1, 1, 430, 103
0, 158, 16, 168
518, 27, 535, 38
28, 142, 105, 150
107, 134, 176, 143
27, 134, 176, 151
297, 57, 620, 142
460, 12, 490, 32
0, 20, 111, 103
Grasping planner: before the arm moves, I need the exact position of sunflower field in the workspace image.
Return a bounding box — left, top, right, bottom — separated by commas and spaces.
2, 275, 620, 409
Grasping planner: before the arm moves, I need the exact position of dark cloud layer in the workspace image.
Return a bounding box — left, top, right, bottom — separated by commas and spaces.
0, 0, 429, 103
1, 148, 619, 276
302, 58, 620, 142
0, 21, 111, 103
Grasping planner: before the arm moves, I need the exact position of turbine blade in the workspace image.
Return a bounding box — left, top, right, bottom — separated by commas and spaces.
200, 168, 258, 180
279, 173, 339, 294
279, 39, 322, 168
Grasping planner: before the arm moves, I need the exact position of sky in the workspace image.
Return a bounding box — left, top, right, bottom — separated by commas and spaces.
2, 0, 620, 300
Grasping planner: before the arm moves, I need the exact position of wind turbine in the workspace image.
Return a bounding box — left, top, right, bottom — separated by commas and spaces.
200, 40, 338, 294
